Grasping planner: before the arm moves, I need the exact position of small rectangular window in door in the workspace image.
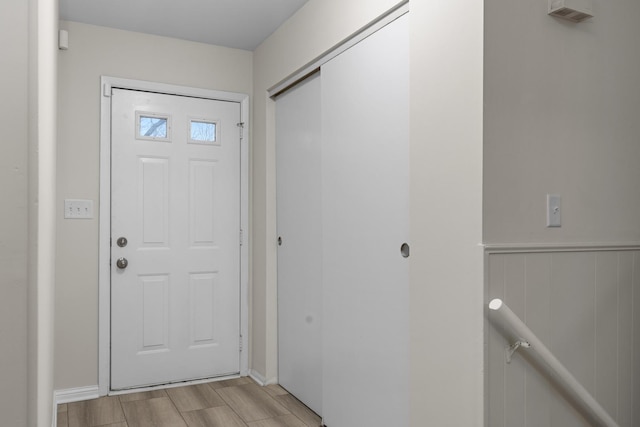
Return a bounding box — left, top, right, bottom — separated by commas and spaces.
136, 112, 171, 141
189, 119, 219, 145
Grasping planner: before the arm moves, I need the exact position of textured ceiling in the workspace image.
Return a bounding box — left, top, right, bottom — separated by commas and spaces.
59, 0, 310, 51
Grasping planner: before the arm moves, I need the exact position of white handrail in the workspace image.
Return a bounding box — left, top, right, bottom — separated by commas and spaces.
488, 298, 620, 427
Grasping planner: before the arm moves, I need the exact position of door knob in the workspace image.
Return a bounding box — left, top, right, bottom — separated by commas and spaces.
116, 237, 128, 247
116, 257, 128, 269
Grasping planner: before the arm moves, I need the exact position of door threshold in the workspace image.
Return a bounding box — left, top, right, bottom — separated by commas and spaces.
108, 374, 243, 396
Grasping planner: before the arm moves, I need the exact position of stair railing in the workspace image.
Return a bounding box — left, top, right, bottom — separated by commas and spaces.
489, 298, 620, 427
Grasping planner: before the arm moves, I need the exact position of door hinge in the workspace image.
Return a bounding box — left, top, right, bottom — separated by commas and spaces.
239, 335, 243, 352
240, 228, 244, 246
103, 83, 111, 97
237, 122, 245, 139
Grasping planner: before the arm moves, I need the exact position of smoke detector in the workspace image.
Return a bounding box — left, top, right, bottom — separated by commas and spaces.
548, 0, 593, 22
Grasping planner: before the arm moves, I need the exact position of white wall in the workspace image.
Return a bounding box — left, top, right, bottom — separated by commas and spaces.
55, 21, 252, 390
484, 1, 640, 424
484, 0, 640, 244
1, 2, 58, 426
409, 0, 484, 424
30, 0, 59, 423
0, 0, 29, 425
253, 0, 485, 424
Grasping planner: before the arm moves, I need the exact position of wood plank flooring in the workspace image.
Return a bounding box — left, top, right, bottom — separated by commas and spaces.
57, 378, 322, 427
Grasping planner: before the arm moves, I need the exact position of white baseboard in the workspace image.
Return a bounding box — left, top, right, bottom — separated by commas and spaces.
54, 385, 100, 405
249, 369, 278, 386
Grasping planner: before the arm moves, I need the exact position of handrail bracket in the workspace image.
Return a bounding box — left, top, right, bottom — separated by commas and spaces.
506, 340, 530, 364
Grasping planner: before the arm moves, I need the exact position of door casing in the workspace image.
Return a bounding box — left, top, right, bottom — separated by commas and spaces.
98, 76, 250, 395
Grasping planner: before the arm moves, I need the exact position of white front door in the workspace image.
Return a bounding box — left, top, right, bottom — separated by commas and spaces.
110, 88, 241, 390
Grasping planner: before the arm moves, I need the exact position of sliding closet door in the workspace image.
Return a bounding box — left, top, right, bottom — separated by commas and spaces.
275, 73, 323, 415
321, 14, 410, 427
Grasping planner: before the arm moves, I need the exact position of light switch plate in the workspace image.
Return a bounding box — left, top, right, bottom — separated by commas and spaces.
546, 194, 561, 227
64, 199, 94, 219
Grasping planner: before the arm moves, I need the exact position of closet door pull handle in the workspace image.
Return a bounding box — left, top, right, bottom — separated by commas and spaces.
401, 243, 410, 258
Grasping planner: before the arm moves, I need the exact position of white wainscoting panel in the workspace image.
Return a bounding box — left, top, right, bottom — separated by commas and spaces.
487, 248, 640, 427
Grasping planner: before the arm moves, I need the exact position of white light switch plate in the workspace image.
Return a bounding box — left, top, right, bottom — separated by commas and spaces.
546, 194, 561, 227
64, 199, 94, 219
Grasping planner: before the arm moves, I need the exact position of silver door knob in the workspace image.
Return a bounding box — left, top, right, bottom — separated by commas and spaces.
116, 257, 128, 269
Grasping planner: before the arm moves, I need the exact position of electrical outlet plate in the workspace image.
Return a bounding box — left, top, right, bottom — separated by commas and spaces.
64, 199, 94, 219
546, 194, 561, 227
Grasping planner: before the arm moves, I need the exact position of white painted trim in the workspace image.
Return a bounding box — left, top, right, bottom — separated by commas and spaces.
267, 0, 409, 97
484, 241, 640, 254
239, 91, 250, 379
98, 78, 111, 397
99, 76, 250, 396
248, 369, 278, 386
54, 386, 100, 405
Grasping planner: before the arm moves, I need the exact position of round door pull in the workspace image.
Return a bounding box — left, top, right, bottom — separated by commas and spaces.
116, 257, 128, 269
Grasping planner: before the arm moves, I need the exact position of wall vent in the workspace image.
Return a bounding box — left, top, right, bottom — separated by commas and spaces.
549, 0, 593, 22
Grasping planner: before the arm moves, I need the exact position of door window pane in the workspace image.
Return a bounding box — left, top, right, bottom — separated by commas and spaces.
136, 112, 171, 141
140, 117, 167, 138
189, 119, 218, 145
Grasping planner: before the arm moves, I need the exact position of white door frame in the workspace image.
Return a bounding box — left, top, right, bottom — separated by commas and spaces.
98, 76, 250, 395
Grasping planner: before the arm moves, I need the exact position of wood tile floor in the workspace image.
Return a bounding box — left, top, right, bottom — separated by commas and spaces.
57, 378, 322, 427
